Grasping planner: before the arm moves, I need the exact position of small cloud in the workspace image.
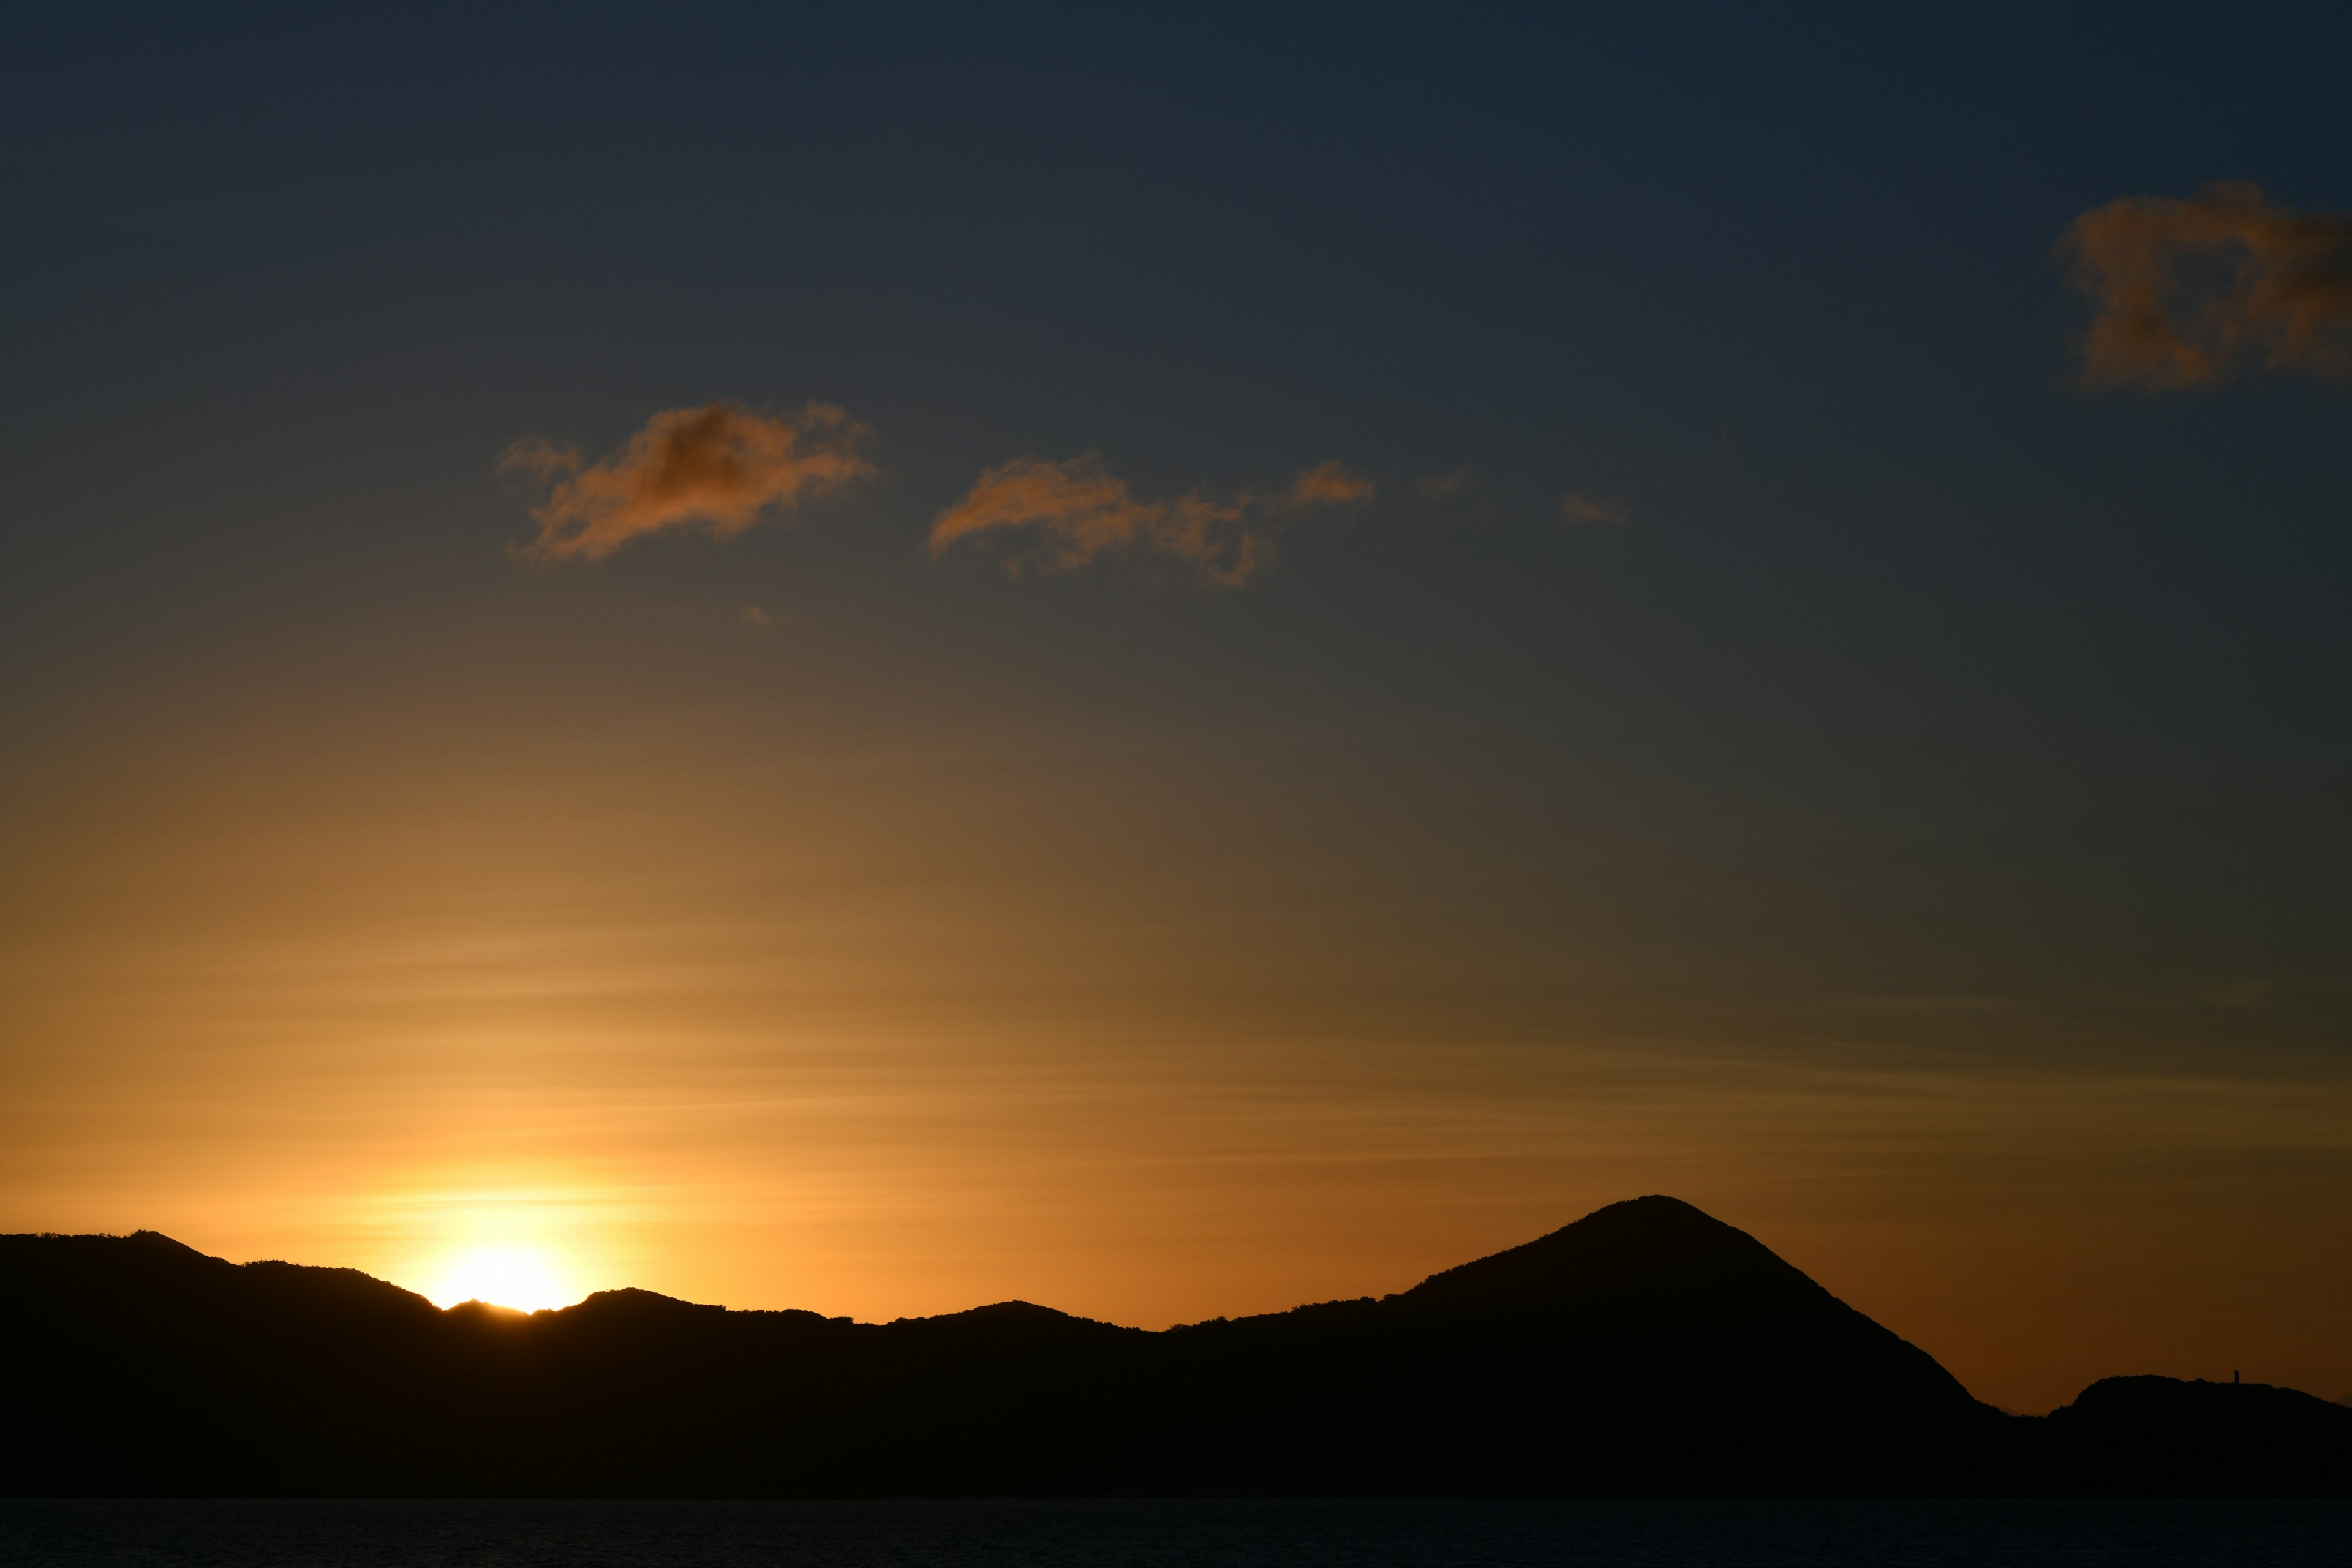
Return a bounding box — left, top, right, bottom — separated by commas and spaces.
930, 455, 1365, 587
740, 605, 772, 628
501, 402, 874, 562
1287, 459, 1374, 508
2059, 182, 2352, 389
1561, 490, 1632, 527
1417, 466, 1479, 500
498, 435, 579, 480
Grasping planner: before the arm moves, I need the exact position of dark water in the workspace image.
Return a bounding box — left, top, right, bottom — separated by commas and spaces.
3, 1500, 2345, 1568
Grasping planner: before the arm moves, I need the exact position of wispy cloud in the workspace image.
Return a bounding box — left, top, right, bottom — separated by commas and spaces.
929, 456, 1370, 587
2060, 182, 2352, 389
1287, 460, 1375, 508
1561, 491, 1631, 527
502, 403, 875, 562
1417, 466, 1479, 500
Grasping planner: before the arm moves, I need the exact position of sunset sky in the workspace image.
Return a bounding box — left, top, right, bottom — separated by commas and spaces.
2, 4, 2348, 1415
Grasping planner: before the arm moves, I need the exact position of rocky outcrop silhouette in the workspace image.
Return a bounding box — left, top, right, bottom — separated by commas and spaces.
2034, 1374, 2352, 1496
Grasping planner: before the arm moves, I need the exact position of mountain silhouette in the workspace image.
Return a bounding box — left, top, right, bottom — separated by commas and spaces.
4, 1197, 2343, 1496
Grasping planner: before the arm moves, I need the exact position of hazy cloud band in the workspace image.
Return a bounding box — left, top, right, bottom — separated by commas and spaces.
930, 456, 1372, 587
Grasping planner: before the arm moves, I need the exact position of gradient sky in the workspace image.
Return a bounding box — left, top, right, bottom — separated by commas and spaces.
3, 2, 2348, 1414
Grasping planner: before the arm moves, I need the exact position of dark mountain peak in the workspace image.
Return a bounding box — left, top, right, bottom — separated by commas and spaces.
913, 1298, 1082, 1325
442, 1298, 531, 1323
560, 1287, 726, 1323
124, 1229, 209, 1256
1396, 1195, 1825, 1314
890, 1299, 1142, 1344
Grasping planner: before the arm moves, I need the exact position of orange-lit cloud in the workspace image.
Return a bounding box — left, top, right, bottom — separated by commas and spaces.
2060, 183, 2352, 389
1561, 491, 1631, 527
1417, 467, 1479, 500
1287, 460, 1375, 508
930, 457, 1369, 587
502, 403, 875, 562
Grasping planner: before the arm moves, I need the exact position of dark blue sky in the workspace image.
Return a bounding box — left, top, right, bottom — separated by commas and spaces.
12, 0, 2345, 998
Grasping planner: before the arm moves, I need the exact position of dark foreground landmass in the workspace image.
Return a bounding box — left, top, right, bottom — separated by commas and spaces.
5, 1197, 2345, 1497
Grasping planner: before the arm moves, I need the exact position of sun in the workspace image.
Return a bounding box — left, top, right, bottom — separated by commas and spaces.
426, 1243, 576, 1313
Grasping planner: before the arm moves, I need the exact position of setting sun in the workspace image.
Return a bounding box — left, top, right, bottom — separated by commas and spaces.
425, 1245, 576, 1313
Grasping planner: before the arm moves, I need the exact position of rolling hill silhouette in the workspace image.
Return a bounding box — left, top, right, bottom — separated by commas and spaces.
4, 1196, 2343, 1496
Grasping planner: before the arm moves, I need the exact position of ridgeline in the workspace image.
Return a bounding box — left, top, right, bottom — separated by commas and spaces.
6, 1196, 2343, 1496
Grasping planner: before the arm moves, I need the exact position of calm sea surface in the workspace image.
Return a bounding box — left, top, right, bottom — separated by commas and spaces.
2, 1500, 2345, 1568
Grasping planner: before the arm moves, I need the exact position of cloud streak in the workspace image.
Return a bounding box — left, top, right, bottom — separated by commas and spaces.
1417, 466, 1479, 500
929, 457, 1371, 586
502, 403, 874, 561
1287, 459, 1376, 508
1561, 491, 1631, 527
2060, 183, 2352, 389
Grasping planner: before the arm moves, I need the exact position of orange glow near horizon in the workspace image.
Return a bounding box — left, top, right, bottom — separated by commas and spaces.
422, 1242, 578, 1313
4, 654, 2350, 1417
